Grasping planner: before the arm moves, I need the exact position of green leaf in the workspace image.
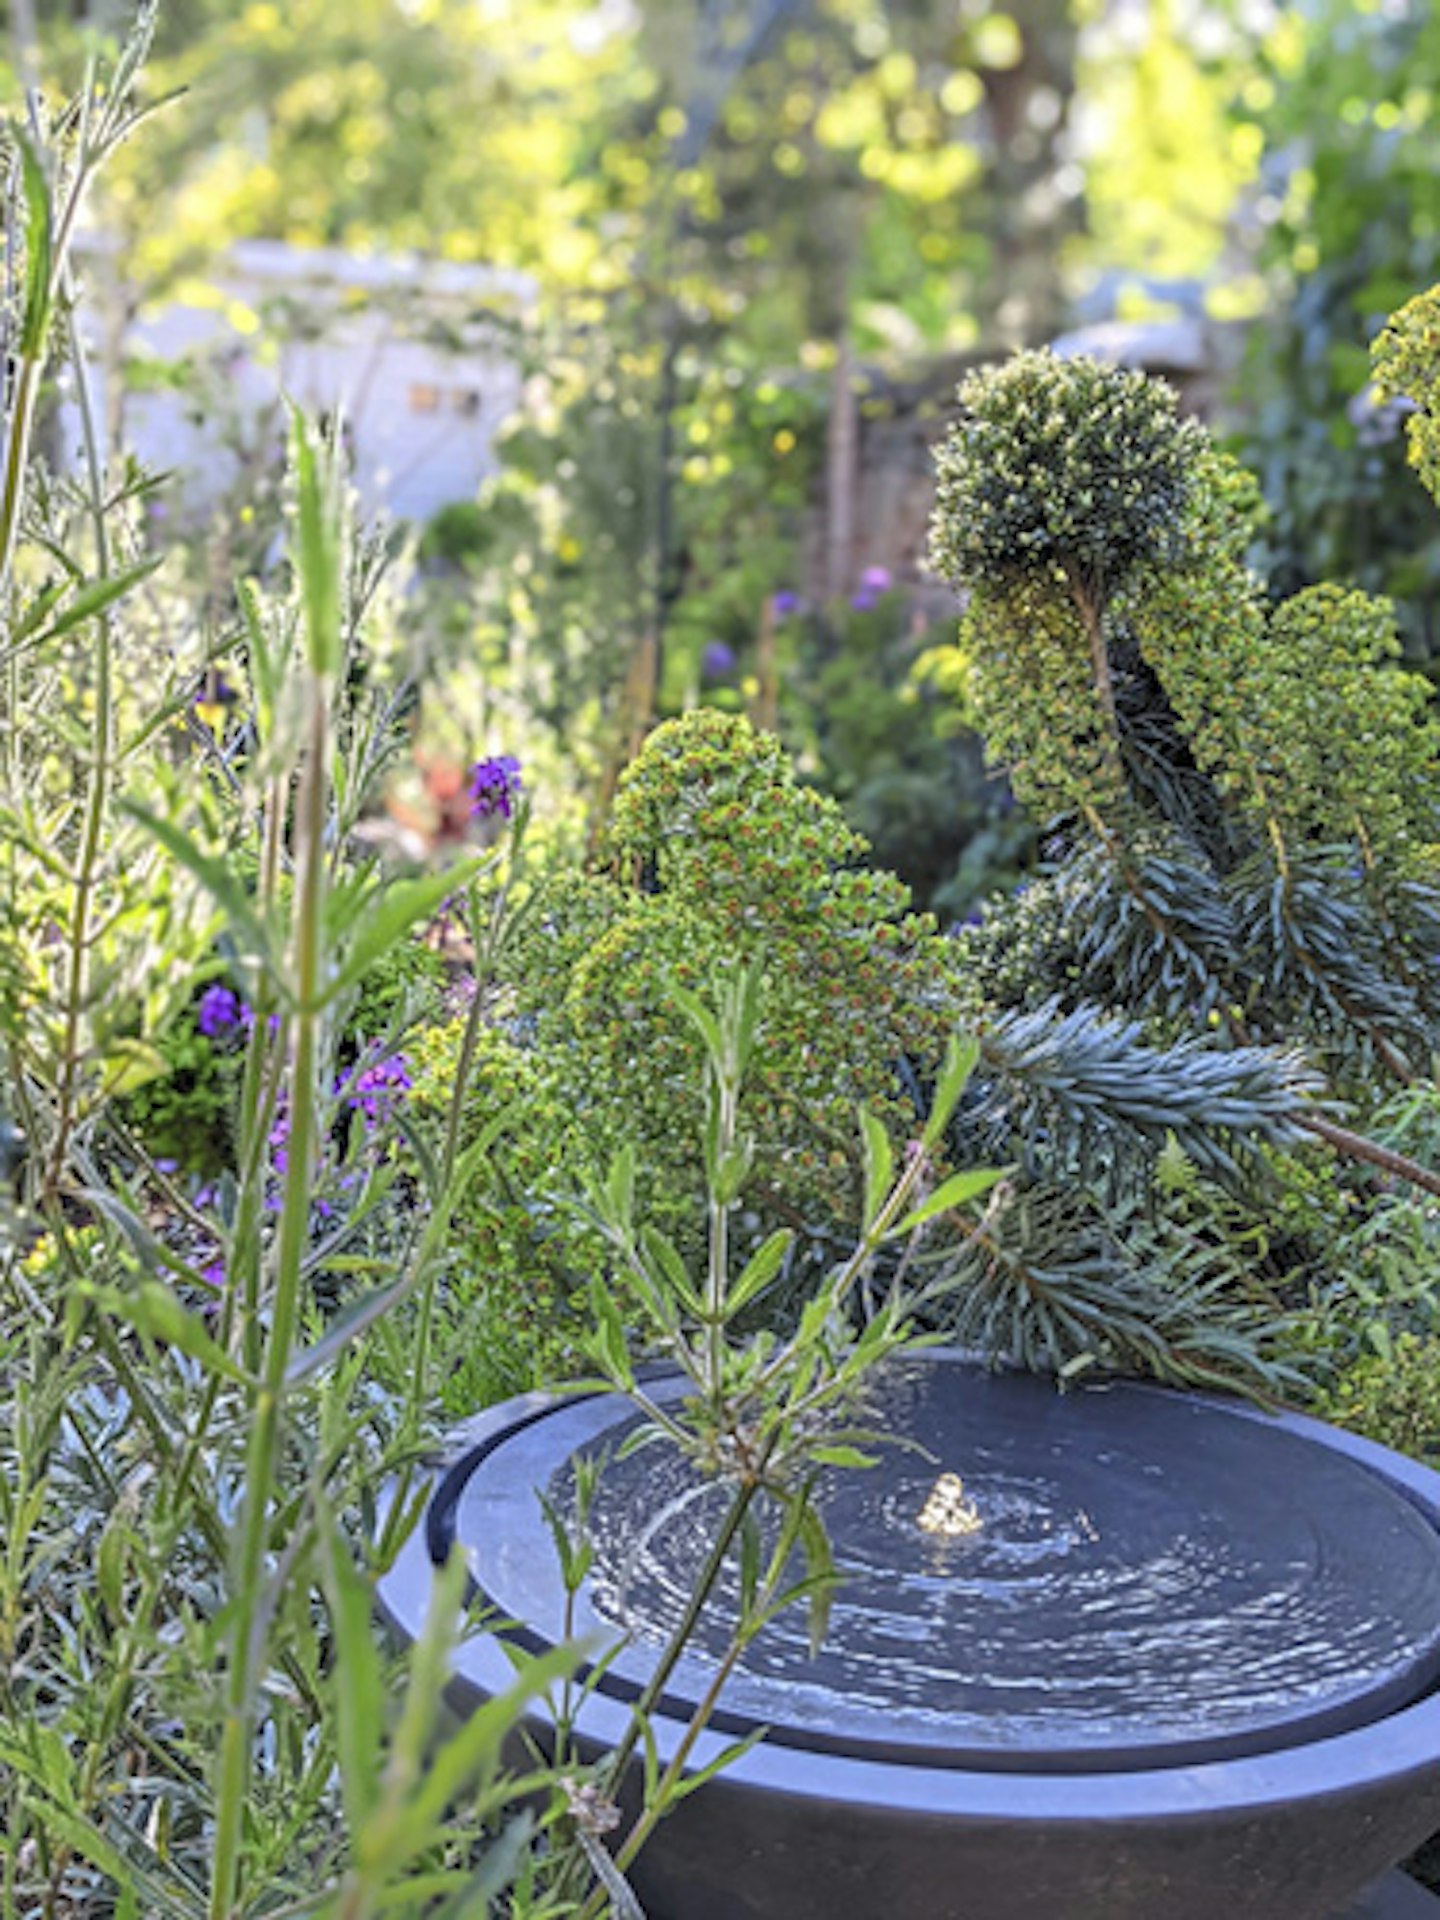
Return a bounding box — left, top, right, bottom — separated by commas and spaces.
588, 1276, 634, 1389
809, 1444, 881, 1469
419, 1813, 536, 1918
393, 1638, 584, 1860
639, 1227, 704, 1318
796, 1506, 837, 1657
669, 1723, 768, 1801
712, 1140, 754, 1207
669, 980, 723, 1067
615, 1419, 670, 1462
319, 1506, 386, 1835
291, 410, 343, 677
121, 802, 281, 979
860, 1108, 894, 1226
727, 1228, 793, 1316
738, 1508, 763, 1614
6, 580, 66, 648
537, 1487, 591, 1594
922, 1031, 981, 1148
95, 1036, 168, 1102
729, 964, 764, 1080
237, 576, 283, 724
605, 1142, 636, 1233
82, 1280, 255, 1388
325, 859, 483, 1005
17, 130, 53, 356
96, 1507, 132, 1624
3, 556, 164, 663
895, 1164, 1007, 1235
286, 1273, 418, 1386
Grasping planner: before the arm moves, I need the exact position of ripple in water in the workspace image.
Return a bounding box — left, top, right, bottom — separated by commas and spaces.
553, 1362, 1440, 1750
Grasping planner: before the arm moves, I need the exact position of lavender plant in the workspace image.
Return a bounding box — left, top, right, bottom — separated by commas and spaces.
2, 26, 1002, 1916
0, 23, 580, 1913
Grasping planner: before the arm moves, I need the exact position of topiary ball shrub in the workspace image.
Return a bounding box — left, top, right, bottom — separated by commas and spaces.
929, 349, 1207, 595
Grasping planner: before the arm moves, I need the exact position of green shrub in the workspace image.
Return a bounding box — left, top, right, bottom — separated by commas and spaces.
1318, 1334, 1440, 1463
118, 1006, 245, 1174
922, 321, 1440, 1390
401, 1011, 588, 1401
507, 710, 952, 1245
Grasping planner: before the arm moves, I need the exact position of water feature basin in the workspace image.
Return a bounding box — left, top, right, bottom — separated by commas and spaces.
378, 1352, 1440, 1919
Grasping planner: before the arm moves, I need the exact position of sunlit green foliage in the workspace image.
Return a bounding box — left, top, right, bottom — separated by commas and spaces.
1228, 0, 1440, 667
1374, 283, 1440, 507
1320, 1334, 1440, 1464
931, 349, 1205, 592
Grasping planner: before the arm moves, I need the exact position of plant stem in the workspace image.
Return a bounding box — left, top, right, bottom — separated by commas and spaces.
43, 291, 116, 1196
599, 1463, 765, 1794
1067, 569, 1120, 783
210, 682, 330, 1920
1296, 1112, 1440, 1200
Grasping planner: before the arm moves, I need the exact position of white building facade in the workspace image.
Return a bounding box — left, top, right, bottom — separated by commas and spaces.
72, 238, 534, 527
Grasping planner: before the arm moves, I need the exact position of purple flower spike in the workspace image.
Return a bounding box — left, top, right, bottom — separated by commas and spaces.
701, 640, 738, 683
199, 1254, 226, 1289
850, 591, 877, 613
771, 590, 801, 617
340, 1053, 413, 1127
469, 754, 523, 820
197, 985, 247, 1037
268, 1106, 291, 1176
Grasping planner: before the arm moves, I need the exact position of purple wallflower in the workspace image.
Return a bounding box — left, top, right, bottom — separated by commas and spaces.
197, 984, 248, 1037
771, 590, 801, 618
469, 754, 523, 820
701, 640, 738, 683
850, 590, 878, 613
268, 1105, 291, 1176
339, 1053, 413, 1126
859, 565, 893, 593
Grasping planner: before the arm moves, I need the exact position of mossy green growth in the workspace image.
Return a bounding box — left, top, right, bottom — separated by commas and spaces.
1318, 1333, 1440, 1464
929, 338, 1440, 873
1131, 554, 1440, 873
119, 1008, 245, 1174
401, 1013, 589, 1397
928, 354, 1210, 818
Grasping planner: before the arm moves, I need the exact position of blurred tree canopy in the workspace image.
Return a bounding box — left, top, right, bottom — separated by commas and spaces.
1227, 0, 1440, 671
11, 0, 1440, 898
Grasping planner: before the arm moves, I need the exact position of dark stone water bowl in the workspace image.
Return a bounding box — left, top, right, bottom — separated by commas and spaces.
376, 1351, 1440, 1920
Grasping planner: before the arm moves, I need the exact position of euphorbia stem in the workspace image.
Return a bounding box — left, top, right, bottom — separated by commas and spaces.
1067, 570, 1120, 783
210, 682, 330, 1920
